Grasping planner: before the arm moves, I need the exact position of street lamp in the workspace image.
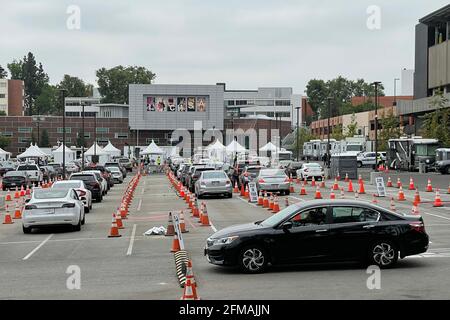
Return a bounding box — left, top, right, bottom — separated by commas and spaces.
81, 104, 85, 170
295, 106, 300, 161
59, 88, 68, 179
326, 97, 333, 168
393, 78, 400, 106
372, 81, 382, 172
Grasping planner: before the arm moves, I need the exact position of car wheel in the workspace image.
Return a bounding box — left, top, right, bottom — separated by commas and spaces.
357, 161, 362, 168
73, 219, 82, 231
23, 225, 32, 234
85, 206, 90, 214
446, 167, 450, 175
368, 240, 398, 269
227, 193, 232, 198
81, 213, 85, 225
285, 190, 290, 195
238, 245, 268, 274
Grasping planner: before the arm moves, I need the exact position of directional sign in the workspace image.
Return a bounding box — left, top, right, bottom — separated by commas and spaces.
375, 177, 386, 197
172, 212, 185, 250
248, 182, 258, 203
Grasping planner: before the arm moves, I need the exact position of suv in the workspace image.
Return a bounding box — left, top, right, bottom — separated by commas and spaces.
2, 171, 31, 190
239, 165, 263, 188
69, 172, 103, 202
16, 163, 43, 185
105, 162, 127, 178
118, 158, 133, 172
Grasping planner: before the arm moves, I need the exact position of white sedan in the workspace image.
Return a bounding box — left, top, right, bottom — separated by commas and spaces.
52, 180, 93, 213
22, 188, 85, 233
296, 163, 324, 181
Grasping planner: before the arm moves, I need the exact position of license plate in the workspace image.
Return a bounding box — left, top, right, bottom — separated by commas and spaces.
38, 209, 55, 215
271, 184, 278, 187
10, 183, 16, 186
212, 181, 220, 185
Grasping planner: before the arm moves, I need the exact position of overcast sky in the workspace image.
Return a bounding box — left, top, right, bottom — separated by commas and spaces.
1, 0, 447, 96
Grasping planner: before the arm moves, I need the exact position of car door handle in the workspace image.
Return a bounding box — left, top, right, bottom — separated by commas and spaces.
315, 229, 328, 233
363, 225, 375, 229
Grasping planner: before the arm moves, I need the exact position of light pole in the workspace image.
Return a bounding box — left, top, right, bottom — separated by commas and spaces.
81, 104, 85, 170
326, 97, 332, 168
295, 106, 300, 161
393, 78, 400, 106
59, 89, 67, 179
372, 81, 381, 172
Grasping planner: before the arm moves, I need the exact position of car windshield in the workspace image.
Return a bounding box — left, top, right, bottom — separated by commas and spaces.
416, 144, 439, 156
247, 168, 261, 174
34, 189, 68, 199
202, 171, 227, 179
107, 167, 120, 172
260, 205, 300, 227
305, 163, 321, 168
53, 182, 81, 189
17, 165, 38, 170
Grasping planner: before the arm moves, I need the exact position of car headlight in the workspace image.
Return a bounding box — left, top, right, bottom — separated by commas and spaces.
426, 159, 430, 164
211, 236, 239, 246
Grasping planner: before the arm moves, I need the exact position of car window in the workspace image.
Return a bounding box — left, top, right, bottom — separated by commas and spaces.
289, 207, 328, 226
34, 189, 68, 199
202, 171, 227, 179
53, 182, 81, 189
17, 165, 39, 171
332, 206, 379, 224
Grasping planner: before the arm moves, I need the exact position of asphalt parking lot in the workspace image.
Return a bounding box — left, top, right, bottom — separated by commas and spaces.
1, 170, 450, 299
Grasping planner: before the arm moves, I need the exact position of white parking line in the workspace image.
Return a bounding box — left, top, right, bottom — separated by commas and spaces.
126, 224, 137, 256
289, 196, 305, 202
422, 212, 450, 221
141, 187, 145, 195
209, 221, 217, 233
22, 234, 53, 260
237, 196, 257, 207
137, 199, 142, 211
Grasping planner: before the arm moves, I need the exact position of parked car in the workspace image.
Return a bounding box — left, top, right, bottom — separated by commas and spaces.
204, 199, 429, 273
195, 170, 232, 198
357, 152, 385, 168
104, 161, 127, 178
69, 172, 103, 202
118, 158, 133, 172
285, 161, 303, 179
16, 163, 43, 185
239, 165, 263, 188
83, 165, 113, 189
296, 163, 324, 181
188, 166, 215, 192
47, 162, 63, 177
0, 162, 16, 176
82, 170, 108, 195
22, 188, 85, 233
52, 180, 93, 213
65, 162, 80, 175
106, 166, 124, 184
2, 171, 31, 190
256, 168, 290, 195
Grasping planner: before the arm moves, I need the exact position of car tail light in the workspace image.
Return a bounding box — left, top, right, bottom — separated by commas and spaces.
25, 204, 37, 210
90, 181, 100, 188
77, 189, 86, 197
225, 180, 231, 186
62, 203, 76, 208
410, 222, 425, 233
258, 179, 265, 183
304, 169, 309, 172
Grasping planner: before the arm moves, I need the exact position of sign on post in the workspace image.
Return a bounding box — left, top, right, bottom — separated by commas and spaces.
375, 177, 386, 197
172, 212, 185, 250
248, 182, 258, 203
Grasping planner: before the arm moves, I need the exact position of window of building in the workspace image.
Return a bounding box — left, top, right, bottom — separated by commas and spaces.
57, 127, 72, 134
96, 127, 109, 134
0, 82, 6, 87
115, 133, 128, 139
255, 100, 275, 106
58, 137, 72, 143
18, 147, 26, 153
83, 133, 91, 139
97, 139, 109, 145
2, 131, 13, 137
275, 100, 291, 106
19, 137, 32, 144
65, 112, 80, 117
227, 100, 235, 106
18, 127, 32, 133
0, 94, 5, 98
146, 138, 160, 144
83, 112, 97, 117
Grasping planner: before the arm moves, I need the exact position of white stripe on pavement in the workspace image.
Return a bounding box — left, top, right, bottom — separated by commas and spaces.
237, 196, 257, 207
22, 234, 53, 260
422, 212, 450, 221
126, 224, 137, 256
137, 199, 142, 211
209, 221, 217, 233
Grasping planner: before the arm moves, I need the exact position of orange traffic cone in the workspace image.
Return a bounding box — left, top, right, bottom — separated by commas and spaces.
115, 211, 124, 229
269, 194, 274, 210
5, 190, 12, 202
426, 179, 433, 192
119, 202, 128, 219
25, 185, 31, 195
240, 184, 245, 197
358, 174, 363, 185
386, 177, 393, 187
3, 205, 13, 224
14, 187, 20, 199
344, 173, 349, 182
180, 210, 188, 232
330, 188, 336, 199
448, 183, 450, 194
433, 189, 443, 207
181, 278, 199, 300
13, 200, 22, 219
320, 177, 326, 188
185, 260, 198, 297
272, 196, 280, 213
166, 212, 175, 236
180, 186, 185, 198
315, 186, 322, 199
397, 177, 402, 188
347, 180, 354, 192
244, 184, 249, 198
311, 176, 316, 187
108, 213, 121, 237
257, 192, 264, 206
397, 186, 406, 201
233, 181, 239, 193
358, 181, 366, 194
200, 204, 210, 226
170, 233, 181, 252
409, 177, 415, 190
299, 183, 307, 196
332, 178, 339, 191
413, 189, 421, 206
303, 177, 308, 185
263, 191, 269, 208
390, 197, 396, 211
289, 183, 294, 193
20, 185, 25, 197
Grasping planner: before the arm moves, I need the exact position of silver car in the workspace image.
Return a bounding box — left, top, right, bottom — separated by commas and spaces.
106, 166, 124, 184
195, 170, 233, 199
256, 169, 291, 195
22, 188, 85, 233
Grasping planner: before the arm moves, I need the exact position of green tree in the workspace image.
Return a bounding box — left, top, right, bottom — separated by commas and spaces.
35, 84, 59, 115
0, 136, 11, 149
345, 113, 358, 137
40, 129, 50, 147
58, 74, 89, 97
31, 131, 37, 144
96, 65, 156, 103
331, 123, 345, 141
379, 109, 402, 151
421, 89, 450, 146
76, 132, 85, 148
0, 65, 7, 78
305, 79, 327, 120
0, 111, 6, 116
7, 60, 22, 79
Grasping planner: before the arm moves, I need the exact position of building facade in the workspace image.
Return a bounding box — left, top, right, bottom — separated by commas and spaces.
0, 79, 24, 116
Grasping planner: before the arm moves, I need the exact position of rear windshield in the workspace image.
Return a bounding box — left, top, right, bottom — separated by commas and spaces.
247, 168, 261, 174
305, 163, 321, 168
105, 163, 119, 167
34, 189, 68, 199
53, 182, 82, 189
107, 167, 120, 172
261, 169, 285, 177
291, 162, 303, 168
17, 165, 38, 171
194, 168, 214, 175
119, 159, 129, 163
202, 171, 227, 179
70, 174, 96, 182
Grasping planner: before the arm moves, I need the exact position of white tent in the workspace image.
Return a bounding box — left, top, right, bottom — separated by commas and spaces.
206, 140, 226, 162
17, 143, 49, 159
52, 144, 76, 164
103, 141, 121, 158
84, 143, 110, 165
0, 147, 11, 161
259, 142, 279, 152
226, 140, 246, 153
140, 140, 164, 155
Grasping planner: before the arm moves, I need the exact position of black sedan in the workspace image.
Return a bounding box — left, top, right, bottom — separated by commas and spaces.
204, 200, 429, 273
2, 171, 31, 190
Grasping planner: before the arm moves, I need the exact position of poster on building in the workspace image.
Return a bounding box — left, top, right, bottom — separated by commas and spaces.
167, 97, 176, 112
187, 97, 195, 112
196, 97, 206, 112
177, 97, 187, 112
156, 97, 166, 112
146, 97, 155, 111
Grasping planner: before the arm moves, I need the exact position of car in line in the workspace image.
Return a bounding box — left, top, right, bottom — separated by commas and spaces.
2, 171, 31, 190
204, 199, 429, 273
195, 170, 232, 199
296, 162, 324, 181
22, 188, 85, 234
104, 161, 127, 178
284, 161, 303, 179
83, 166, 113, 190
256, 168, 290, 195
106, 166, 124, 184
0, 162, 16, 176
239, 165, 263, 189
188, 166, 215, 192
69, 172, 104, 202
52, 180, 93, 213
82, 170, 108, 195
118, 157, 133, 172
16, 163, 43, 185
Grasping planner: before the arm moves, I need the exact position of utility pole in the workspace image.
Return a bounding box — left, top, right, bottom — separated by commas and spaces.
60, 89, 67, 179
372, 81, 381, 172
327, 97, 332, 168
394, 78, 400, 106
295, 106, 300, 161
81, 104, 85, 170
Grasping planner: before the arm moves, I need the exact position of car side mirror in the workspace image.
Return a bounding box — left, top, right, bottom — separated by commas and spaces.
25, 199, 30, 203
282, 221, 293, 230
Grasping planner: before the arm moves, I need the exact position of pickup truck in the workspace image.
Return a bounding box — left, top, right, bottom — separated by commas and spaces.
16, 164, 43, 185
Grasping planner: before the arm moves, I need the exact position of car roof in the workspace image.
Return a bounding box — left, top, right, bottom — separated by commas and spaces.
290, 199, 403, 215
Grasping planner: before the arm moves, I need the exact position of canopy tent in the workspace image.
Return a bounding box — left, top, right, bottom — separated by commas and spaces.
84, 143, 110, 165
140, 140, 164, 155
103, 141, 121, 158
225, 140, 246, 153
52, 143, 76, 164
17, 143, 49, 159
206, 140, 226, 162
259, 142, 280, 152
0, 147, 11, 161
